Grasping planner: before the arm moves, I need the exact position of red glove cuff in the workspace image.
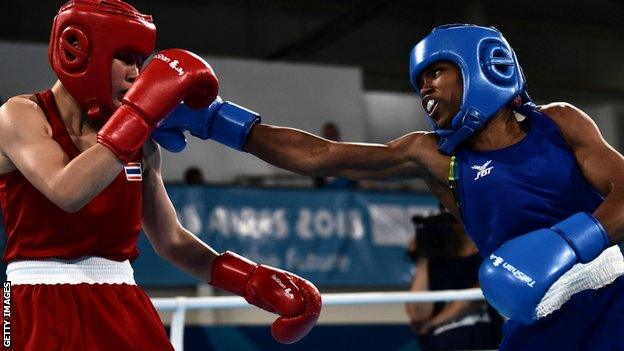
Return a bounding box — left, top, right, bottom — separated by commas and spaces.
209, 251, 257, 296
97, 105, 152, 163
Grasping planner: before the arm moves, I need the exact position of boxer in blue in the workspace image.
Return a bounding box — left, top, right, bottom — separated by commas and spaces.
154, 24, 624, 350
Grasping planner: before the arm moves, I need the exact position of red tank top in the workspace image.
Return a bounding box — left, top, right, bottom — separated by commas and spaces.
0, 90, 142, 262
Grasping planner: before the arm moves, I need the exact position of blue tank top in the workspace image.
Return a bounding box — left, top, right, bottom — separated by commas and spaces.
453, 107, 604, 256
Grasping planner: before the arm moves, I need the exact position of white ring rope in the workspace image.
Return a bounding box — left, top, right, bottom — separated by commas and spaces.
152, 288, 484, 351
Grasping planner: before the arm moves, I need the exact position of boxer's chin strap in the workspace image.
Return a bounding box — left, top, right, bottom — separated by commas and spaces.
436, 90, 535, 155
437, 108, 488, 155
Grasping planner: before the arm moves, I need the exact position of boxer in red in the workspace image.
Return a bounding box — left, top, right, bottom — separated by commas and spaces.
0, 1, 320, 349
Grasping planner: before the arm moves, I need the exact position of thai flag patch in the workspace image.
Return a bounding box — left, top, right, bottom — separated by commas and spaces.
124, 162, 142, 181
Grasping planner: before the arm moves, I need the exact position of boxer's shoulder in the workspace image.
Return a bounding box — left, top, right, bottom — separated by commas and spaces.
418, 131, 442, 151
0, 94, 50, 139
0, 95, 46, 172
538, 102, 602, 147
401, 131, 457, 213
539, 102, 580, 121
398, 131, 439, 158
407, 131, 451, 177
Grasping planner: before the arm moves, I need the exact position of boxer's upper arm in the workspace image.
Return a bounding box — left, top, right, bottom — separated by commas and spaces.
542, 103, 624, 195
328, 132, 429, 180
542, 103, 624, 241
0, 96, 123, 212
0, 98, 74, 202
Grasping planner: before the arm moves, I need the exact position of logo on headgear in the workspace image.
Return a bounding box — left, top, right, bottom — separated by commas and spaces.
409, 24, 532, 154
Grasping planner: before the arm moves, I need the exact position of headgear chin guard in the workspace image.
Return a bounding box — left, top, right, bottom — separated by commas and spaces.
49, 0, 156, 121
409, 24, 531, 154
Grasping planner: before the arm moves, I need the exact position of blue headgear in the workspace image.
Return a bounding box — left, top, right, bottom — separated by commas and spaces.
409, 24, 530, 154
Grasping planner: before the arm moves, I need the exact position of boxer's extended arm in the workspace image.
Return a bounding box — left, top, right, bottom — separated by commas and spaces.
246, 124, 425, 180
0, 97, 123, 212
153, 100, 427, 181
543, 103, 624, 243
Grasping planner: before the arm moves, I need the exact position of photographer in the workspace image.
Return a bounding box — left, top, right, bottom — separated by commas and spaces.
405, 212, 502, 350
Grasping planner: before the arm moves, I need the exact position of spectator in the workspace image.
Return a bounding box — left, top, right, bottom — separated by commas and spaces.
405, 212, 502, 351
183, 166, 205, 185
313, 122, 358, 188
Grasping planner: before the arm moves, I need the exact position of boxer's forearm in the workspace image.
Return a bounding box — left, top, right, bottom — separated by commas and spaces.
155, 226, 219, 282
141, 139, 219, 282
246, 124, 349, 176
38, 144, 124, 212
246, 124, 409, 178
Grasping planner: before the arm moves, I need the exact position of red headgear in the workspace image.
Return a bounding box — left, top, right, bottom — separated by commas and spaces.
49, 0, 156, 120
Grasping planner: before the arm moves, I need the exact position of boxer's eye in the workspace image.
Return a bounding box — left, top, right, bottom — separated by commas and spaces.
116, 53, 143, 67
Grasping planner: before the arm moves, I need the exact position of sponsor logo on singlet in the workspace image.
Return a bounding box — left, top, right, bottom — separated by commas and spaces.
471, 160, 493, 180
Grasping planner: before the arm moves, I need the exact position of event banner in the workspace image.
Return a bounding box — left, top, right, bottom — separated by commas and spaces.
133, 186, 438, 287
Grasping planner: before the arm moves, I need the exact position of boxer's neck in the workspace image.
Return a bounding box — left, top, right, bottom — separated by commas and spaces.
51, 81, 93, 137
466, 108, 526, 151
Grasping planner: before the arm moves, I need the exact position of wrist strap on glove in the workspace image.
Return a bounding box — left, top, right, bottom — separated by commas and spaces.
551, 212, 609, 263
209, 251, 256, 295
210, 101, 261, 151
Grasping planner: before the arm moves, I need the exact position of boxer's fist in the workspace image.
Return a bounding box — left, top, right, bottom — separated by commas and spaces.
152, 97, 260, 153
210, 251, 321, 344
479, 212, 609, 324
98, 49, 218, 162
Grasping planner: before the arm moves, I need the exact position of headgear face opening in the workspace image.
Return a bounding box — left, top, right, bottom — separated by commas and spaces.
409, 24, 530, 154
49, 0, 157, 120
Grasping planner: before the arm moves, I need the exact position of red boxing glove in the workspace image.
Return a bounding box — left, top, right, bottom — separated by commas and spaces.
97, 48, 218, 163
210, 251, 322, 344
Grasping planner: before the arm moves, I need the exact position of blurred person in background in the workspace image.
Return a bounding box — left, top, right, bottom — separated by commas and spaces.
183, 166, 206, 185
405, 212, 502, 351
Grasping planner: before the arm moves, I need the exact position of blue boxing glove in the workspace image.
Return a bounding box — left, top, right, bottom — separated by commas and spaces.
152, 96, 261, 152
151, 128, 187, 153
479, 212, 610, 324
